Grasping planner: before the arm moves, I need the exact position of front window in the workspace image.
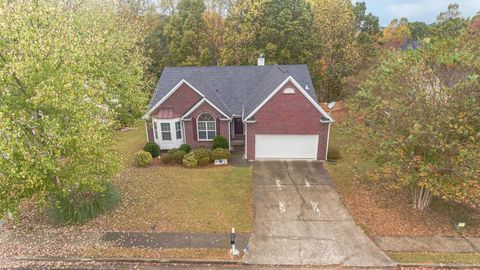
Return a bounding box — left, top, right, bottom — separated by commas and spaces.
197, 113, 216, 140
160, 123, 171, 141
175, 122, 182, 139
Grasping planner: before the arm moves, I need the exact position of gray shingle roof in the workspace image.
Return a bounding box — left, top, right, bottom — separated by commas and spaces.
147, 64, 318, 119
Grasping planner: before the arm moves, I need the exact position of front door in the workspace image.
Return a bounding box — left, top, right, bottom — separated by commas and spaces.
154, 119, 184, 150
234, 118, 244, 135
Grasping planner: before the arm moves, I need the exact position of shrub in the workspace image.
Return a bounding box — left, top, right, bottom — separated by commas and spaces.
47, 182, 121, 225
167, 148, 178, 154
194, 148, 212, 166
327, 146, 342, 161
143, 142, 161, 157
172, 150, 187, 164
162, 149, 186, 165
134, 151, 152, 167
183, 152, 198, 167
161, 153, 173, 164
179, 144, 191, 153
212, 136, 229, 149
211, 148, 231, 160
161, 148, 177, 164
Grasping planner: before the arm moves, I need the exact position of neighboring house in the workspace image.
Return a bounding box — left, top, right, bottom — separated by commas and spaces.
144, 56, 334, 161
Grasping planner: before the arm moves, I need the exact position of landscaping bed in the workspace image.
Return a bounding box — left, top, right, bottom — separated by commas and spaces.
325, 126, 480, 237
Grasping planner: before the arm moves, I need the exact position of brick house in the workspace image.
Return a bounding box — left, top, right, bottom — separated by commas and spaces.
144, 57, 334, 161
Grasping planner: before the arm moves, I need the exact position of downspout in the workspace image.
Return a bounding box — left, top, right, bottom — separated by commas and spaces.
244, 123, 248, 160
228, 118, 232, 150
324, 122, 332, 161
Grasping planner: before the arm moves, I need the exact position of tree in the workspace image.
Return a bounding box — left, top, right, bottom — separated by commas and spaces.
144, 15, 171, 80
381, 18, 412, 49
163, 0, 211, 66
351, 43, 480, 211
353, 1, 380, 41
0, 0, 146, 217
432, 3, 467, 38
308, 0, 360, 101
203, 11, 225, 65
221, 0, 314, 66
409, 21, 430, 41
437, 3, 461, 23
352, 1, 380, 68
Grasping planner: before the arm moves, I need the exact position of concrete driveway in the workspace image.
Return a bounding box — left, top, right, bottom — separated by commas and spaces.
244, 161, 394, 266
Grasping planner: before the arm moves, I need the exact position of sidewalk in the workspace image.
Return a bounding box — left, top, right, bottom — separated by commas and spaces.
373, 236, 480, 253
103, 232, 250, 249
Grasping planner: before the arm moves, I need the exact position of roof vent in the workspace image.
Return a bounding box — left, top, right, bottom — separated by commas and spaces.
257, 54, 265, 66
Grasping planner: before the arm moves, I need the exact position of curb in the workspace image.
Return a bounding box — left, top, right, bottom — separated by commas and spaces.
14, 256, 480, 269
398, 263, 480, 269
14, 256, 244, 265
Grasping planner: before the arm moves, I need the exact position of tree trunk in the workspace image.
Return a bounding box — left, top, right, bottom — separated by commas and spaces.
412, 186, 432, 211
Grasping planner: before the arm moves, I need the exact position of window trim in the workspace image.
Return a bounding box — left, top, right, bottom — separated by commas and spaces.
153, 122, 159, 139
160, 122, 172, 141
197, 112, 216, 141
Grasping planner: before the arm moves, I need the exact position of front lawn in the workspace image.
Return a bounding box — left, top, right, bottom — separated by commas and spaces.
325, 126, 480, 237
8, 122, 252, 233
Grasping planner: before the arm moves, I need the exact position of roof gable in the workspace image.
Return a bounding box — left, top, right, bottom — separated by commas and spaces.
244, 76, 333, 122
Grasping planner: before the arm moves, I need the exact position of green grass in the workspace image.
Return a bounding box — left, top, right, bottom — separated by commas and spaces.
388, 252, 480, 265
114, 122, 148, 163
83, 121, 253, 233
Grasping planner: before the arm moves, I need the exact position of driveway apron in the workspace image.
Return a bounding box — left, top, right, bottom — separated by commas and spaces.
244, 161, 394, 266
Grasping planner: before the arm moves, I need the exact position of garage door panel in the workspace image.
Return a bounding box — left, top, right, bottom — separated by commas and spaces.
255, 134, 318, 160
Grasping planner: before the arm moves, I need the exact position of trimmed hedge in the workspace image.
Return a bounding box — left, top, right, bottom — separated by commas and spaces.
172, 150, 187, 164
193, 148, 212, 166
211, 148, 231, 160
183, 152, 198, 167
212, 136, 229, 149
162, 149, 186, 165
47, 182, 120, 225
143, 142, 161, 157
134, 151, 152, 167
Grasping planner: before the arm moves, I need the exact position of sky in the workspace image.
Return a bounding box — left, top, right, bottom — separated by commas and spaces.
356, 0, 480, 26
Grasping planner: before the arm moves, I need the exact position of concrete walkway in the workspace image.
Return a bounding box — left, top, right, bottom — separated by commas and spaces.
244, 161, 394, 267
373, 236, 480, 253
103, 232, 249, 249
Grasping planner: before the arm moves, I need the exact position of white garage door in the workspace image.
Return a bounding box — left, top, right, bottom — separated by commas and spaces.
255, 134, 319, 160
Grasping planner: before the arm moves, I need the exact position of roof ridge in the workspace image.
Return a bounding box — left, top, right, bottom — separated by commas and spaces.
202, 71, 232, 115
274, 64, 288, 74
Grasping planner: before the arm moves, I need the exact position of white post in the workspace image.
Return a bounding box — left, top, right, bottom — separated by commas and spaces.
230, 227, 239, 256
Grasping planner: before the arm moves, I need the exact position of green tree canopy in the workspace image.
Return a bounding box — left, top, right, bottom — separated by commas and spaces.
409, 21, 430, 41
308, 0, 360, 101
0, 0, 146, 217
221, 0, 314, 65
432, 3, 468, 38
351, 39, 480, 210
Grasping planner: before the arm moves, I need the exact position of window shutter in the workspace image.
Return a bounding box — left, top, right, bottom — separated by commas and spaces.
216, 117, 220, 136
192, 117, 197, 141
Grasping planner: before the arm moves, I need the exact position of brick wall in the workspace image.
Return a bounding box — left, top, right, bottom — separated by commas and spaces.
184, 102, 229, 149
152, 83, 202, 118
246, 81, 330, 160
